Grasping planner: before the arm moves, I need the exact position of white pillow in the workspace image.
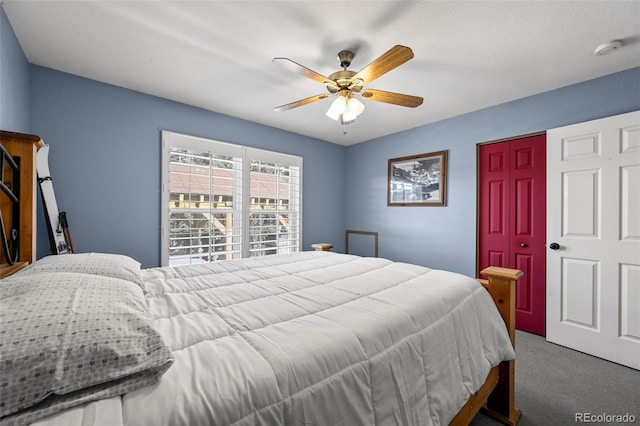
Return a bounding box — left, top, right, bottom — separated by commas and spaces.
19, 252, 144, 288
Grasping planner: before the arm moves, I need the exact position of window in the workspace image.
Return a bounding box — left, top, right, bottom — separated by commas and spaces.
161, 132, 302, 266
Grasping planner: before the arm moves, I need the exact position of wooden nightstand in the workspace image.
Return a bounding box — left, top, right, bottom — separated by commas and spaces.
311, 243, 333, 252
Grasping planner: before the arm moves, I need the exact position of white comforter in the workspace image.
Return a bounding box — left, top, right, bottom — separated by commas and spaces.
34, 252, 515, 426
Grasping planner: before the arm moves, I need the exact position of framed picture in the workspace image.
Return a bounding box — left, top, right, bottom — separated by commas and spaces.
387, 150, 447, 206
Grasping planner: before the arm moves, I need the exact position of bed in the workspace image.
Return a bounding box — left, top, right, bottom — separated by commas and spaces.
1, 132, 522, 426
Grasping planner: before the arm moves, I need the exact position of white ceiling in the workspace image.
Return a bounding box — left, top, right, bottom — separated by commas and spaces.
4, 1, 640, 146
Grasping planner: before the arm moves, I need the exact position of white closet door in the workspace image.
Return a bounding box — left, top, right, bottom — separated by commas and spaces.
547, 110, 640, 369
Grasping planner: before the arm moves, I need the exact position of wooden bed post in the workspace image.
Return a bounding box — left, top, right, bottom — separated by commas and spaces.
479, 266, 522, 425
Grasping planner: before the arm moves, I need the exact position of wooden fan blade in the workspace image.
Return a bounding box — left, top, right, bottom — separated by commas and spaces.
273, 58, 336, 87
361, 89, 423, 108
351, 45, 414, 85
274, 94, 329, 112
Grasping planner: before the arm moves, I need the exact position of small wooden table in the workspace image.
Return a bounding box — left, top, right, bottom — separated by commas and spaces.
311, 243, 333, 252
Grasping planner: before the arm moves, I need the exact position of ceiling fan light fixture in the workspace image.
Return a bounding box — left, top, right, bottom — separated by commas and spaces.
341, 113, 357, 124
345, 97, 365, 117
326, 96, 347, 121
341, 98, 364, 123
340, 115, 357, 125
326, 94, 365, 123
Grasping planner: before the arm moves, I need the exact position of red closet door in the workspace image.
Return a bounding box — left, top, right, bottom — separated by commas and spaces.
478, 143, 510, 271
478, 135, 546, 336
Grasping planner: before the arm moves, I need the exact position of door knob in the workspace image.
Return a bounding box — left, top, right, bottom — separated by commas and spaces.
520, 243, 528, 248
549, 243, 560, 250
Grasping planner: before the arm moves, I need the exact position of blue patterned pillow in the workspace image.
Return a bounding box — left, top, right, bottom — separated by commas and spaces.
0, 272, 173, 425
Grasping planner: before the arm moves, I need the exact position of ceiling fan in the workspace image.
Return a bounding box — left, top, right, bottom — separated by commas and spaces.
273, 45, 423, 125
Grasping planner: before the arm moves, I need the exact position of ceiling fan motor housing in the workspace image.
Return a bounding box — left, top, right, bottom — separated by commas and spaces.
327, 70, 361, 93
337, 50, 354, 68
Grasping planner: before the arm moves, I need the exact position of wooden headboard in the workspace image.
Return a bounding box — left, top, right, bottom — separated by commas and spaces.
0, 130, 45, 278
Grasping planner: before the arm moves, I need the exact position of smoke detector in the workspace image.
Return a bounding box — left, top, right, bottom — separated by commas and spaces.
594, 40, 622, 56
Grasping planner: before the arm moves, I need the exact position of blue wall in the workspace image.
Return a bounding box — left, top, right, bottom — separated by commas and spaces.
345, 67, 640, 277
29, 66, 345, 267
0, 8, 29, 132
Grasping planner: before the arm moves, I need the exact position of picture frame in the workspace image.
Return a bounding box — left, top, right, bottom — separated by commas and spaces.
387, 150, 447, 206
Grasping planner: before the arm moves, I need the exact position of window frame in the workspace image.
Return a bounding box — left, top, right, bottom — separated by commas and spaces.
161, 131, 303, 266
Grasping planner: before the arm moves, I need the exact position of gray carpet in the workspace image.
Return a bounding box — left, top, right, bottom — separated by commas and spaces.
470, 331, 640, 426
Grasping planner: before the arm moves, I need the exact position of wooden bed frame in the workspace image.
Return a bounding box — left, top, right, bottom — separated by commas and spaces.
0, 130, 522, 425
451, 268, 523, 425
